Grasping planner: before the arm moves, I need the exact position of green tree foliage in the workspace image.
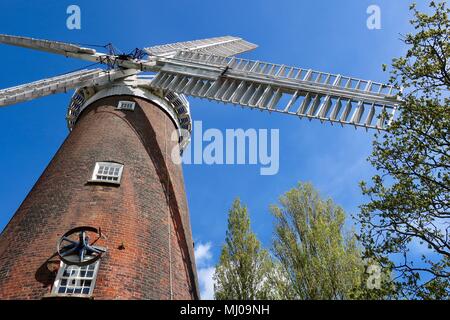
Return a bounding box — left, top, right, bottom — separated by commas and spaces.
214, 198, 273, 299
358, 1, 449, 298
271, 182, 365, 299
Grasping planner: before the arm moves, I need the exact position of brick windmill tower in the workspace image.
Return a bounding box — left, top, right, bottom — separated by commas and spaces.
0, 34, 400, 300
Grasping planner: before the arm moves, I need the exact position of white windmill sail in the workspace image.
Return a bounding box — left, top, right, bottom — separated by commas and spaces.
0, 68, 137, 107
0, 33, 402, 130
0, 34, 97, 55
144, 36, 257, 58
149, 51, 401, 129
0, 34, 147, 70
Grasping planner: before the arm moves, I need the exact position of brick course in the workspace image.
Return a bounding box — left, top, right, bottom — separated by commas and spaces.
0, 95, 199, 299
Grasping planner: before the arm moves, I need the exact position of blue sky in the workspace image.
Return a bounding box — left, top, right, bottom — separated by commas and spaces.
0, 0, 421, 299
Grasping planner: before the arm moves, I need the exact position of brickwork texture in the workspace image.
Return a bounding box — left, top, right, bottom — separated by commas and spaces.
0, 95, 199, 299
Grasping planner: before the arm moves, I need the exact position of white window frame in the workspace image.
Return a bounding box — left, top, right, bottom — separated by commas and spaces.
52, 261, 100, 297
90, 162, 124, 184
116, 100, 136, 111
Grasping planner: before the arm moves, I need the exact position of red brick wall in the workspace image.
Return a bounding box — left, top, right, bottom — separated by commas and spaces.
0, 95, 199, 299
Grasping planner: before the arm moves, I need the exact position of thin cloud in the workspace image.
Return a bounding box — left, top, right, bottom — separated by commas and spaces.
194, 242, 213, 267
198, 266, 216, 300
194, 241, 216, 299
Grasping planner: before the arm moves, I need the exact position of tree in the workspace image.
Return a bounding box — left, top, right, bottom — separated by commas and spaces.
358, 1, 449, 298
271, 182, 365, 299
214, 198, 273, 299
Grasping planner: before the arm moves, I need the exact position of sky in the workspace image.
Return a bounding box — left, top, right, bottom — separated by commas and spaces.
0, 0, 423, 299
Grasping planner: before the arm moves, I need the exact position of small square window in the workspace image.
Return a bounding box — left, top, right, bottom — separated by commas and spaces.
116, 101, 136, 111
91, 162, 124, 184
52, 261, 100, 297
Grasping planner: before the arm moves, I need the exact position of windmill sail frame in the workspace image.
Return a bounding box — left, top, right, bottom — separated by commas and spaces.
0, 33, 401, 130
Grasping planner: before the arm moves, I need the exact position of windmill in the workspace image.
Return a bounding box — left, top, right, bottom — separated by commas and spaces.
0, 34, 401, 300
